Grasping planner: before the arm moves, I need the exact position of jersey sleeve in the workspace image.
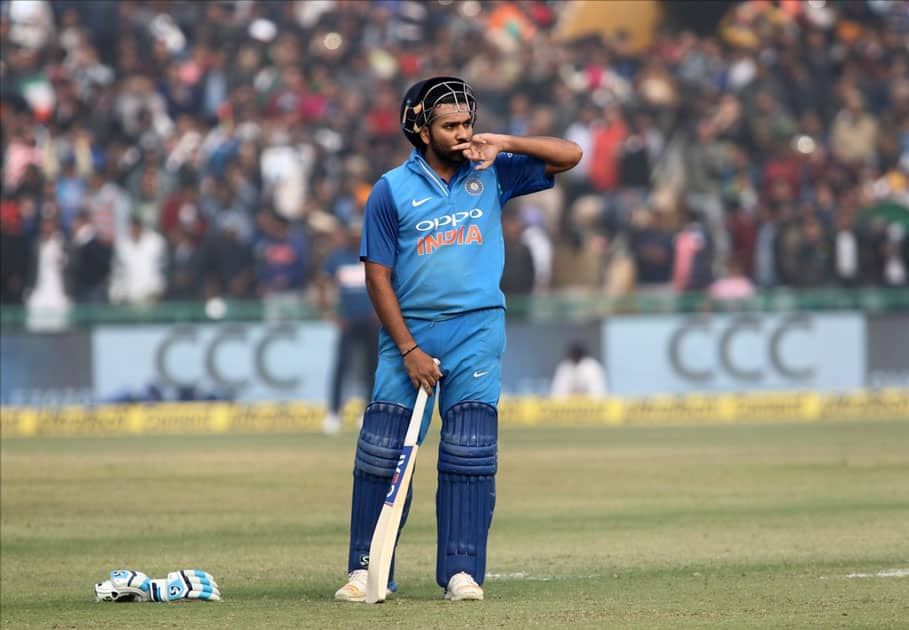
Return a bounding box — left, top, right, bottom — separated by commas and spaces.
493, 153, 555, 205
360, 177, 398, 268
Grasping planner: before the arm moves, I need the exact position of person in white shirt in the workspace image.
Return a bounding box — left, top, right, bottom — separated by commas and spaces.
550, 342, 607, 397
108, 216, 167, 304
26, 213, 71, 331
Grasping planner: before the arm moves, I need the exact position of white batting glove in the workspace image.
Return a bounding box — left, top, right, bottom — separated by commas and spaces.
94, 570, 154, 602
95, 569, 221, 602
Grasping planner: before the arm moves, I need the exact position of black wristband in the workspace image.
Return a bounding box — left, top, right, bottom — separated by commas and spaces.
401, 344, 418, 358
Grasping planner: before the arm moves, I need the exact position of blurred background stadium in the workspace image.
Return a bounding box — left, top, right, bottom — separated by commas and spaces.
2, 2, 908, 628
1, 0, 907, 425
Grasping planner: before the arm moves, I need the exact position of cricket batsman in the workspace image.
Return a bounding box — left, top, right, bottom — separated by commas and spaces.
335, 76, 582, 601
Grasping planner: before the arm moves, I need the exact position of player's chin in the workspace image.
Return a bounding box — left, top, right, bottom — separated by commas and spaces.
440, 151, 466, 165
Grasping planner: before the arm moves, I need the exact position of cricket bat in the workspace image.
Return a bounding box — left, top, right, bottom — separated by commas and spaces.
365, 362, 437, 604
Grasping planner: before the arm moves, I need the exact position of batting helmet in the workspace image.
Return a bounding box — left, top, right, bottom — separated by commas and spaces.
400, 76, 477, 148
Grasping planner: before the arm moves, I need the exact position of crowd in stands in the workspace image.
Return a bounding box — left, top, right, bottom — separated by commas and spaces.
2, 0, 908, 321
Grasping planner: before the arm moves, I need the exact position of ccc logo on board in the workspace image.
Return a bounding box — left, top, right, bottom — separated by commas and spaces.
154, 324, 301, 390
668, 314, 815, 383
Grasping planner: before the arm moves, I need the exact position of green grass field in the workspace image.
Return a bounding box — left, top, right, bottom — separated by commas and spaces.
2, 421, 908, 628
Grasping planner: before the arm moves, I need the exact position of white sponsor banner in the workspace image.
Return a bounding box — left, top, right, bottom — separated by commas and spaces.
93, 322, 337, 402
604, 313, 865, 395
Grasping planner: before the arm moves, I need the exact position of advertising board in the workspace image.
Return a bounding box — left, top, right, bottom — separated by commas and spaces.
865, 314, 909, 388
92, 322, 337, 402
0, 332, 94, 405
604, 313, 865, 395
1, 311, 903, 408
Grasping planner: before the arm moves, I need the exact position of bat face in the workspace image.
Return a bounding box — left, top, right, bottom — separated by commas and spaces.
366, 360, 438, 603
366, 446, 418, 603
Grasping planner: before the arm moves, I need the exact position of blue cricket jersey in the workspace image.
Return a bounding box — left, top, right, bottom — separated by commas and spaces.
360, 149, 553, 319
323, 248, 374, 320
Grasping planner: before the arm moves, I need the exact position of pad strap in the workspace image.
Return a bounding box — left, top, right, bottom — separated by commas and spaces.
355, 402, 411, 477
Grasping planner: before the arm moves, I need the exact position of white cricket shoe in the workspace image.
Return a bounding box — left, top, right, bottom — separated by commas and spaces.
444, 572, 484, 601
334, 569, 368, 602
333, 570, 392, 602
322, 413, 341, 436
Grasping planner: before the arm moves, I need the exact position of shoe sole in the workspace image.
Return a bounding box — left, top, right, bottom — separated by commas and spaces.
335, 590, 366, 602
335, 588, 393, 602
444, 590, 484, 601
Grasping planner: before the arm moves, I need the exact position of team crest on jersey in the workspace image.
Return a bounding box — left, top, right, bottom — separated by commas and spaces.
464, 176, 484, 195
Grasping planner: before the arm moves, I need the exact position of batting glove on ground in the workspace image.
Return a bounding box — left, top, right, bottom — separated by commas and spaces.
95, 569, 221, 602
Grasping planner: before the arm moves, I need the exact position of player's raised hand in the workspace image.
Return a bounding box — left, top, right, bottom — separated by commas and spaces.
454, 133, 509, 170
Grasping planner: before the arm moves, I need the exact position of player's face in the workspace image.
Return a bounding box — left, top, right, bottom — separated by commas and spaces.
425, 104, 473, 166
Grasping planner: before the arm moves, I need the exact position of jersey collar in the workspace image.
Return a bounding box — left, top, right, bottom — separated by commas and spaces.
407, 149, 474, 198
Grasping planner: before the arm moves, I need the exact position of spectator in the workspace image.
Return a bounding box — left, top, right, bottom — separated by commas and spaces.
1, 196, 31, 304
84, 166, 131, 245
708, 256, 756, 302
128, 164, 173, 230
551, 342, 607, 398
0, 0, 906, 312
200, 215, 256, 300
517, 203, 554, 293
605, 236, 637, 298
831, 89, 879, 167
562, 102, 599, 200
500, 207, 536, 297
160, 170, 207, 243
629, 207, 674, 290
752, 203, 780, 288
683, 117, 729, 272
108, 216, 167, 304
253, 210, 309, 297
858, 219, 888, 286
619, 113, 656, 190
550, 196, 608, 290
2, 125, 40, 192
672, 208, 714, 292
25, 211, 70, 330
775, 203, 804, 287
834, 205, 861, 286
67, 209, 111, 303
588, 105, 628, 192
792, 213, 834, 288
882, 224, 908, 287
725, 203, 757, 278
201, 177, 254, 246
55, 156, 87, 230
164, 224, 202, 301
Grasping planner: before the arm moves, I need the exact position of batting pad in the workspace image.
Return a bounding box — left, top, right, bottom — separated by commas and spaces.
348, 402, 414, 585
436, 401, 498, 587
